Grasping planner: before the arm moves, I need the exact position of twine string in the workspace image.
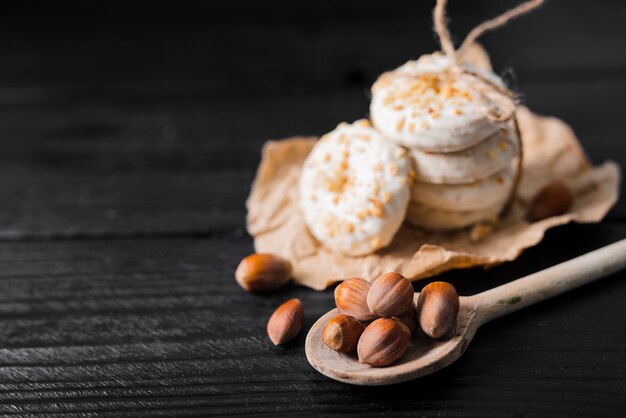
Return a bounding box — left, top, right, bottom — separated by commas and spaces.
433, 0, 544, 63
433, 0, 458, 65
458, 0, 545, 58
432, 0, 544, 122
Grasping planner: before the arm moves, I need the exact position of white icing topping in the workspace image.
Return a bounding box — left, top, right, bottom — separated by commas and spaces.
371, 52, 509, 152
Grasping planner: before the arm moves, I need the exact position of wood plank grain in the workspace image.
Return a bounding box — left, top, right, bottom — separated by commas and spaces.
0, 224, 623, 415
0, 0, 623, 99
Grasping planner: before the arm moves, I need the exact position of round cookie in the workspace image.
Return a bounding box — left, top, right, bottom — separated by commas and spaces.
410, 125, 519, 184
299, 120, 412, 256
370, 52, 509, 152
410, 166, 515, 212
405, 200, 503, 231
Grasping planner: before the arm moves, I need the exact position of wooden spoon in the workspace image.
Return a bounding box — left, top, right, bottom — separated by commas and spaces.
306, 238, 626, 385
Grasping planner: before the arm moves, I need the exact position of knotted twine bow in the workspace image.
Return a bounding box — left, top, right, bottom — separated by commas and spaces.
432, 0, 544, 123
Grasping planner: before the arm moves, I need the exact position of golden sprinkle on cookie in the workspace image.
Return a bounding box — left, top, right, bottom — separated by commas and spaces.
368, 197, 385, 218
395, 148, 408, 158
396, 117, 405, 132
325, 172, 348, 193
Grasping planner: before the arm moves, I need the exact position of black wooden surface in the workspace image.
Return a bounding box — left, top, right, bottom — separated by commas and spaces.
0, 1, 624, 416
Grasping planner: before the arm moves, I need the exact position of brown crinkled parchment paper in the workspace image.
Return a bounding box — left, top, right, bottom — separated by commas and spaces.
245, 46, 621, 290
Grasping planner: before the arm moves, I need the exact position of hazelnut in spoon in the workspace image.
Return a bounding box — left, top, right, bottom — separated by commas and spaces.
305, 239, 626, 385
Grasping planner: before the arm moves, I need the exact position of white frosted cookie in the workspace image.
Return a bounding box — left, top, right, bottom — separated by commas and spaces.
299, 120, 412, 256
410, 167, 515, 212
370, 52, 509, 152
410, 125, 519, 184
405, 200, 504, 231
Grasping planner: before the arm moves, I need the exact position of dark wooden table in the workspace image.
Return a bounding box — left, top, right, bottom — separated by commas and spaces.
0, 1, 624, 416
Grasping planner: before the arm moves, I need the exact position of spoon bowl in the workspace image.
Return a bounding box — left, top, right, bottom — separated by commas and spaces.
306, 295, 480, 385
305, 238, 626, 385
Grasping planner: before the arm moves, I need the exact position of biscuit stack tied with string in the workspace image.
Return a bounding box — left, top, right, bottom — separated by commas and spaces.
299, 0, 543, 256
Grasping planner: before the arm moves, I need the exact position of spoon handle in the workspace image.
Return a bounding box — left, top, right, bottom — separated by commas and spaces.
471, 238, 626, 325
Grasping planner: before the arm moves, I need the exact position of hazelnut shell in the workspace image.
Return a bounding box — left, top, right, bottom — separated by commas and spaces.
334, 278, 378, 321
235, 253, 292, 293
527, 181, 573, 222
357, 317, 411, 367
322, 314, 365, 353
267, 298, 304, 345
367, 272, 414, 317
416, 282, 459, 339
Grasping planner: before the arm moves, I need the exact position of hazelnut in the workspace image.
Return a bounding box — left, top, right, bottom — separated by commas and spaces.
334, 278, 377, 321
527, 181, 573, 222
322, 314, 365, 353
367, 272, 414, 317
416, 282, 459, 339
235, 253, 292, 293
357, 318, 411, 367
267, 298, 304, 345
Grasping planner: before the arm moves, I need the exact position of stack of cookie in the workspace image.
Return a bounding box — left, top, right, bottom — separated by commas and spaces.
370, 52, 520, 231
298, 52, 520, 256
